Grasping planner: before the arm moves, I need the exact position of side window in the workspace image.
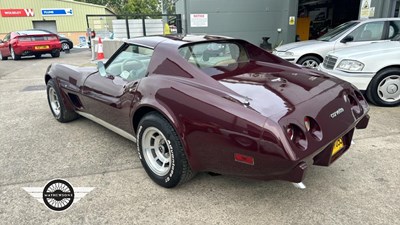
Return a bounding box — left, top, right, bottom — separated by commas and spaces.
347, 22, 385, 42
105, 44, 153, 81
179, 42, 249, 69
388, 21, 400, 40
3, 33, 11, 41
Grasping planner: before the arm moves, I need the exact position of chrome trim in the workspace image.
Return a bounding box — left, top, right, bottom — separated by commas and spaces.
76, 111, 137, 142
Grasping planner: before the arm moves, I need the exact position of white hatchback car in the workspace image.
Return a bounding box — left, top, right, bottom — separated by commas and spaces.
273, 18, 400, 68
319, 39, 400, 107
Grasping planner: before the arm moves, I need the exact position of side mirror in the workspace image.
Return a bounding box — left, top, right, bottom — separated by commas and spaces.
0, 40, 3, 43
341, 35, 354, 43
97, 61, 107, 77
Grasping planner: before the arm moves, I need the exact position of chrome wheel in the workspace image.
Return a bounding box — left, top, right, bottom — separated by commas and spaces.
62, 43, 70, 51
48, 87, 61, 116
377, 74, 400, 103
301, 59, 319, 68
142, 127, 172, 176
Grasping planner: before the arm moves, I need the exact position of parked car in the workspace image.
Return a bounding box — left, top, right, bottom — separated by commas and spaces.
319, 38, 400, 107
0, 30, 61, 60
44, 35, 369, 188
273, 18, 400, 68
27, 29, 73, 51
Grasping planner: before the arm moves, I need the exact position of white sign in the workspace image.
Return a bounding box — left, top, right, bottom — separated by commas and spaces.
190, 14, 208, 27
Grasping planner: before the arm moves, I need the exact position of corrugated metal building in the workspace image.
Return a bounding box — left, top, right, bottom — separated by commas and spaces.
176, 0, 400, 47
0, 0, 114, 45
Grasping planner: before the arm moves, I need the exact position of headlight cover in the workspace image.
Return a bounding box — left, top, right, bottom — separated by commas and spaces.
337, 60, 364, 71
274, 51, 294, 57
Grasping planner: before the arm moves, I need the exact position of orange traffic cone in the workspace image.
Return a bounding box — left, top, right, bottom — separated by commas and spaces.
97, 37, 104, 60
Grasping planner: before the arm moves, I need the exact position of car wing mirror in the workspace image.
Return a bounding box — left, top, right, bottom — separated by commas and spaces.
0, 40, 3, 43
97, 61, 107, 77
341, 35, 354, 43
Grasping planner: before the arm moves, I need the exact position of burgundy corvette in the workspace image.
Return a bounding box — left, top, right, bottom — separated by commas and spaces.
45, 35, 369, 188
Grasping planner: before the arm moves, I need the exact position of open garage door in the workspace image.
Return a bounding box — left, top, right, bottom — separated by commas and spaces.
297, 0, 360, 40
32, 21, 58, 33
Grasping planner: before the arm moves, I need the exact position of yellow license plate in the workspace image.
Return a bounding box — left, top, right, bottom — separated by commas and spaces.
332, 138, 344, 156
35, 45, 49, 50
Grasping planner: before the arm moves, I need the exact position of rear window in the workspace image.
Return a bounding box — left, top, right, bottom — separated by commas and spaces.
179, 42, 250, 69
18, 35, 58, 41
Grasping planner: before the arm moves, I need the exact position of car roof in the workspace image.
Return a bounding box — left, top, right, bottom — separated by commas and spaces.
126, 35, 234, 48
355, 17, 400, 23
15, 30, 54, 35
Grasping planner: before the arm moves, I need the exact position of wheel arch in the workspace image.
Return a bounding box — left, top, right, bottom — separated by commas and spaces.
132, 104, 196, 170
367, 65, 400, 90
296, 53, 324, 64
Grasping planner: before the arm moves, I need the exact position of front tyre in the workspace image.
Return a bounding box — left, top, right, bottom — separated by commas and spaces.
367, 68, 400, 107
137, 112, 194, 188
46, 79, 78, 122
0, 51, 8, 60
297, 56, 321, 68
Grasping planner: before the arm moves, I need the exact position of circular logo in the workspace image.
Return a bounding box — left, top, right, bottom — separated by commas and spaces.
42, 179, 74, 211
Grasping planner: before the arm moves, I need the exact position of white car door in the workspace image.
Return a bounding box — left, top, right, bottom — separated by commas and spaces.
333, 21, 387, 51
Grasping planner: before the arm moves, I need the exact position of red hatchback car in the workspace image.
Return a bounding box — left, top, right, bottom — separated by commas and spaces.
0, 30, 61, 60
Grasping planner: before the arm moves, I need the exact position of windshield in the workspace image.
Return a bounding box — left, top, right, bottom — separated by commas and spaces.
317, 21, 359, 41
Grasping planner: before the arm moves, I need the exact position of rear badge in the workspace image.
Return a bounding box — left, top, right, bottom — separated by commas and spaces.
330, 108, 344, 119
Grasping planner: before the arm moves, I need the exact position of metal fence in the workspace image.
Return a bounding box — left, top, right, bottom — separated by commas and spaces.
86, 14, 182, 39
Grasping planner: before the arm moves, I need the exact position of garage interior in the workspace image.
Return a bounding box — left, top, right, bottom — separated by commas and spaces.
297, 0, 361, 40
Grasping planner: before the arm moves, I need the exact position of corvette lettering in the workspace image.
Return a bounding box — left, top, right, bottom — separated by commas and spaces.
330, 108, 345, 119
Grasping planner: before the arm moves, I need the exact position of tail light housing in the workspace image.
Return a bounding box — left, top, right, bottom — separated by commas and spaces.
286, 124, 307, 150
304, 116, 322, 140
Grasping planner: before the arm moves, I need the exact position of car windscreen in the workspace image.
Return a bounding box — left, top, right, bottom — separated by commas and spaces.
317, 21, 359, 41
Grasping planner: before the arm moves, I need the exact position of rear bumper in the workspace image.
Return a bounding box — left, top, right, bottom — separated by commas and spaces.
13, 43, 61, 55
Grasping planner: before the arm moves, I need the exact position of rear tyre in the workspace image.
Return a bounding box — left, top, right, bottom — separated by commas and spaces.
46, 79, 79, 122
137, 112, 194, 188
366, 68, 400, 106
51, 49, 60, 58
10, 47, 21, 60
297, 56, 321, 68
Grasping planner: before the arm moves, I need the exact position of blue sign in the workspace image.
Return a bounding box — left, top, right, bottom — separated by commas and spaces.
41, 8, 73, 16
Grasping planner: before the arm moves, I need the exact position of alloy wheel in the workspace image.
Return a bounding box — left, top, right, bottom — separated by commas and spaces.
142, 127, 172, 176
48, 87, 61, 116
377, 75, 400, 103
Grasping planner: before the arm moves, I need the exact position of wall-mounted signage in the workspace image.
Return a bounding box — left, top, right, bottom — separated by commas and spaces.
41, 8, 73, 16
0, 9, 34, 17
190, 14, 208, 27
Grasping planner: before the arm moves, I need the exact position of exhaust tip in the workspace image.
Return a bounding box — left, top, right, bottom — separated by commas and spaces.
292, 182, 306, 189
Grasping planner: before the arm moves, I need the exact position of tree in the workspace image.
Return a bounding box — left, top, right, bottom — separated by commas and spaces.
121, 0, 160, 15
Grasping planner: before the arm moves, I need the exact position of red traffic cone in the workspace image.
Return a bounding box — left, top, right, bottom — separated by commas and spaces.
97, 37, 104, 60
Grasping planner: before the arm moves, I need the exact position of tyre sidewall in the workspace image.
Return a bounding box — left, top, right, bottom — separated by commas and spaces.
137, 113, 185, 188
368, 69, 400, 107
